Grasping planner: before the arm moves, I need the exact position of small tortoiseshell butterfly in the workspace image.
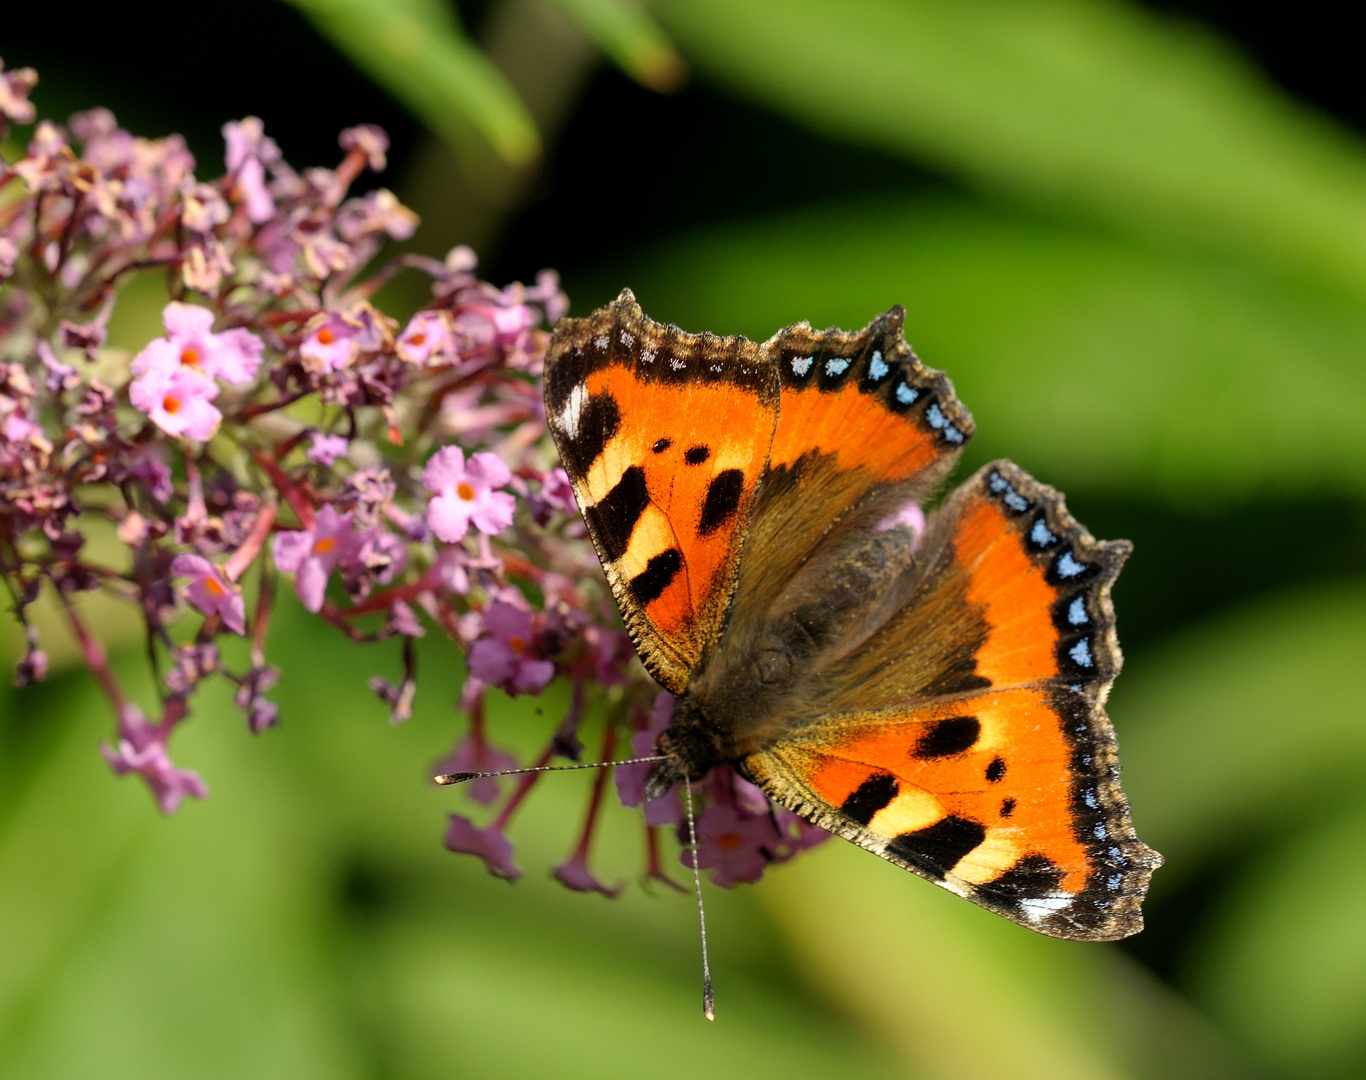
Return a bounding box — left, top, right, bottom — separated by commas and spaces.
543, 289, 1161, 942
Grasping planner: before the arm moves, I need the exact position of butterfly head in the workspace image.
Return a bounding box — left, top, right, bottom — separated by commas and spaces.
641, 695, 729, 797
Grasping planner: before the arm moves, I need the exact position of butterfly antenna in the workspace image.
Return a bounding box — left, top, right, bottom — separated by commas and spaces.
434, 755, 664, 785
683, 773, 715, 1021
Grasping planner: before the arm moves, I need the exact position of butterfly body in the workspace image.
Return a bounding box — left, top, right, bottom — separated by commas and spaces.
545, 290, 1161, 942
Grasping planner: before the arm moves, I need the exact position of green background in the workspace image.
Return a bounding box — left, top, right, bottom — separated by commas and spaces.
3, 1, 1365, 1077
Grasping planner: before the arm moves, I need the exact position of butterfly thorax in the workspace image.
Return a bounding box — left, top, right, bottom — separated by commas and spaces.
643, 506, 925, 798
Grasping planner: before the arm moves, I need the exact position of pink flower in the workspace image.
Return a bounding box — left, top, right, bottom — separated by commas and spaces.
453, 301, 536, 352
170, 553, 246, 633
132, 302, 264, 385
101, 706, 209, 815
689, 803, 782, 888
435, 733, 518, 805
423, 446, 515, 542
395, 310, 454, 365
0, 59, 38, 126
445, 814, 521, 880
299, 313, 357, 372
616, 693, 681, 827
128, 365, 221, 441
306, 432, 349, 466
540, 468, 576, 514
554, 852, 623, 897
467, 601, 555, 696
271, 504, 358, 612
223, 117, 280, 223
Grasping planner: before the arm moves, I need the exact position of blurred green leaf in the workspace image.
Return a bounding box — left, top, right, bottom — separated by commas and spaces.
1185, 801, 1366, 1077
1114, 583, 1366, 878
281, 0, 540, 166
542, 0, 687, 92
654, 0, 1366, 302
759, 840, 1243, 1080
581, 195, 1366, 502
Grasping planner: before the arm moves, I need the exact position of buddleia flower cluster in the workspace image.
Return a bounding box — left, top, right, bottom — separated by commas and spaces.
0, 60, 826, 893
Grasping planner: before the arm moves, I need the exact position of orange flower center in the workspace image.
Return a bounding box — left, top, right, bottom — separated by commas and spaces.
204, 575, 225, 597
409, 333, 426, 346
507, 635, 526, 653
456, 482, 475, 501
317, 327, 336, 345
312, 537, 337, 555
162, 394, 182, 414
718, 833, 744, 851
179, 346, 202, 368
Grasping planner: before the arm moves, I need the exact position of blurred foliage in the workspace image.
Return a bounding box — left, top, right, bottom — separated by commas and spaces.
4, 0, 1366, 1078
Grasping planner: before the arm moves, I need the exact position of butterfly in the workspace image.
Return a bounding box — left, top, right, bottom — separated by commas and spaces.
543, 289, 1161, 942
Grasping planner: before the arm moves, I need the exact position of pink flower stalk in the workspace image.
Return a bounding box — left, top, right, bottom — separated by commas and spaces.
467, 600, 555, 696
423, 446, 516, 542
101, 707, 209, 815
170, 553, 246, 634
271, 504, 359, 612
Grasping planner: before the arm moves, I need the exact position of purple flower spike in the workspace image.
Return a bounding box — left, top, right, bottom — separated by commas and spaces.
271, 504, 357, 612
445, 814, 521, 880
688, 804, 782, 888
423, 446, 516, 542
467, 600, 554, 696
170, 553, 246, 634
101, 707, 209, 815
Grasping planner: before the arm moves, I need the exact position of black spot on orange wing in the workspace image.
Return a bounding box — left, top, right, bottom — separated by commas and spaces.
888, 816, 987, 880
913, 716, 980, 758
557, 392, 621, 477
979, 854, 1064, 903
583, 465, 650, 561
684, 445, 711, 465
986, 756, 1007, 783
630, 549, 682, 605
840, 772, 899, 826
698, 469, 745, 536
651, 437, 671, 453
1000, 797, 1017, 818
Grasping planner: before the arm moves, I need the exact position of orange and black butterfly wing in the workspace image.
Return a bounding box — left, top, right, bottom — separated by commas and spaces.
726, 307, 974, 634
744, 461, 1161, 940
544, 290, 780, 693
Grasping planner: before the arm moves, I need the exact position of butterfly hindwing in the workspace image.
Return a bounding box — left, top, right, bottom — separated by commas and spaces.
544, 290, 780, 693
744, 461, 1160, 940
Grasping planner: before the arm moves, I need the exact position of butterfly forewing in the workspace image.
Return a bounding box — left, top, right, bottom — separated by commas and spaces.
544, 290, 779, 693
